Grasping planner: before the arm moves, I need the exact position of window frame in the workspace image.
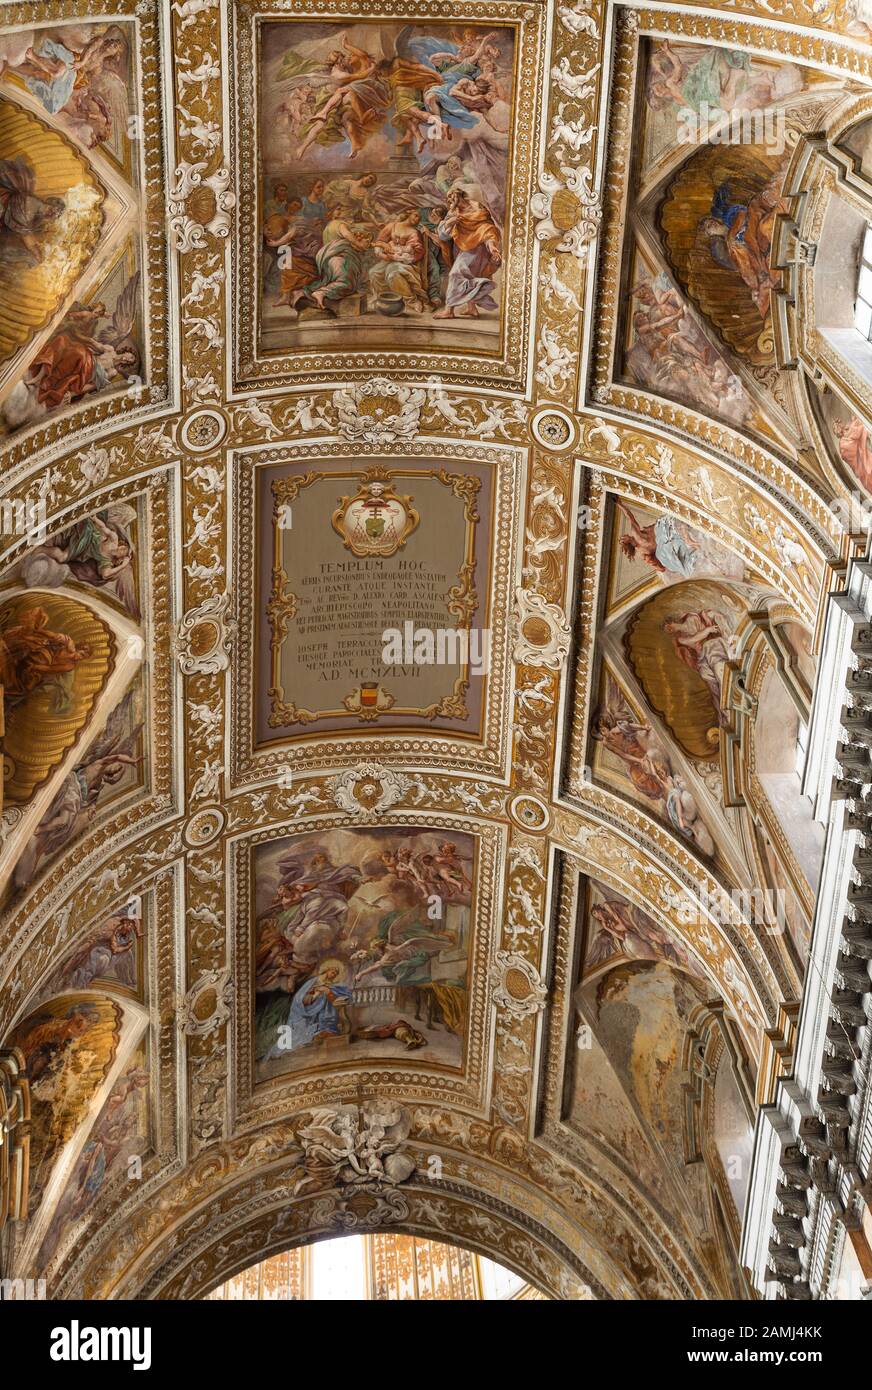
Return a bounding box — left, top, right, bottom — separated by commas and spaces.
854, 225, 872, 342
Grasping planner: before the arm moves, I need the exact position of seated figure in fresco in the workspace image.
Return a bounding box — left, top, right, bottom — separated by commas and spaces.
596, 710, 675, 802
11, 275, 140, 424
700, 173, 786, 317
0, 29, 67, 82
632, 281, 713, 383
0, 604, 91, 710
287, 224, 374, 315
368, 209, 430, 313
593, 682, 715, 858
62, 913, 142, 991
663, 607, 733, 726
0, 25, 128, 149
0, 155, 64, 265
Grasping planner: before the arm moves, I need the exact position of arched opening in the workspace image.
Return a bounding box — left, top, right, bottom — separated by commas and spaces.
203, 1232, 545, 1301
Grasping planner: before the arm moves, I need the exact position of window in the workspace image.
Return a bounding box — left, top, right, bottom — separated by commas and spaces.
795, 720, 809, 779
855, 225, 872, 341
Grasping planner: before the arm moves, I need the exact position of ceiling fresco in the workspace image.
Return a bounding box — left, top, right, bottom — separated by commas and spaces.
232, 2, 544, 392
0, 0, 871, 1311
252, 826, 474, 1080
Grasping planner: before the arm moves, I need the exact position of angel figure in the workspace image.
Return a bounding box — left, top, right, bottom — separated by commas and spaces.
294, 1107, 359, 1193
292, 34, 391, 160
352, 911, 454, 985
699, 169, 787, 318
20, 505, 139, 616
282, 396, 333, 432
13, 25, 129, 149
394, 26, 500, 143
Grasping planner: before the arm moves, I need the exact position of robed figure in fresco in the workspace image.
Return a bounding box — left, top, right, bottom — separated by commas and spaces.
663, 608, 732, 723
286, 964, 353, 1047
0, 605, 91, 710
294, 35, 392, 159
433, 187, 501, 319
616, 500, 698, 578
700, 171, 786, 318
0, 155, 64, 264
833, 414, 872, 492
20, 274, 140, 413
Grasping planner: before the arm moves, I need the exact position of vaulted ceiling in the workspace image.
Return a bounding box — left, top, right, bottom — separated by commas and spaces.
1, 0, 871, 1302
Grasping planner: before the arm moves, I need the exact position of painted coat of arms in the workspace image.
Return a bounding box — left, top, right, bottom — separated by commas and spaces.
332, 478, 420, 556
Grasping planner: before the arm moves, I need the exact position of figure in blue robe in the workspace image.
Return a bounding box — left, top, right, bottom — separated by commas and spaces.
652, 515, 697, 577
24, 40, 77, 114
705, 181, 749, 274
286, 968, 352, 1050
397, 33, 480, 132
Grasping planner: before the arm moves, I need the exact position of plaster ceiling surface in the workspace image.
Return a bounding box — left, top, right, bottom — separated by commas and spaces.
0, 0, 870, 1304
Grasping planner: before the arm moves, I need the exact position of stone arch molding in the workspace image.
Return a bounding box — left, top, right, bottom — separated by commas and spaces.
54, 1120, 698, 1302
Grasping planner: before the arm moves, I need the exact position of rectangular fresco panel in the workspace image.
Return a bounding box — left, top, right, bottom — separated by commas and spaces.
253, 827, 474, 1081
256, 19, 515, 357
